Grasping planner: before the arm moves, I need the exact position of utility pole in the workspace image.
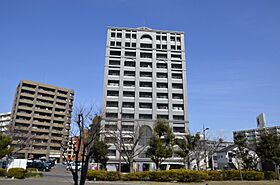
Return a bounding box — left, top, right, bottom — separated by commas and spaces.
203, 125, 209, 170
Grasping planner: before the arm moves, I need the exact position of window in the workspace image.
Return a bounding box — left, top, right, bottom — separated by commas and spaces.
139, 103, 152, 109
156, 35, 160, 40
108, 70, 120, 76
172, 73, 182, 79
116, 42, 121, 46
157, 72, 167, 78
111, 32, 115, 37
156, 53, 167, 59
108, 150, 116, 156
123, 102, 134, 108
162, 36, 167, 40
177, 46, 181, 50
173, 104, 184, 110
157, 93, 168, 99
132, 34, 136, 39
139, 114, 152, 119
139, 92, 152, 98
140, 53, 152, 58
157, 103, 168, 110
124, 81, 135, 87
170, 36, 175, 41
108, 80, 119, 86
177, 37, 181, 42
172, 83, 183, 89
105, 137, 116, 143
125, 42, 130, 47
125, 51, 136, 57
140, 34, 152, 40
162, 45, 167, 49
122, 113, 134, 119
110, 41, 115, 46
157, 63, 167, 69
124, 61, 135, 67
140, 82, 152, 88
109, 60, 120, 66
105, 124, 117, 131
140, 43, 152, 48
122, 125, 134, 132
110, 50, 121, 56
171, 64, 182, 69
107, 90, 119, 96
106, 113, 118, 118
171, 54, 181, 59
157, 82, 168, 88
140, 71, 152, 78
173, 115, 184, 120
117, 33, 122, 38
123, 91, 135, 97
125, 33, 131, 38
173, 127, 185, 133
106, 101, 118, 107
172, 93, 183, 99
132, 43, 136, 47
124, 71, 135, 77
140, 62, 152, 68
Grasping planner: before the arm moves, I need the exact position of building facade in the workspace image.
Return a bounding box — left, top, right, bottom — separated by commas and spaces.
233, 113, 280, 147
0, 112, 11, 134
10, 80, 74, 162
101, 27, 189, 171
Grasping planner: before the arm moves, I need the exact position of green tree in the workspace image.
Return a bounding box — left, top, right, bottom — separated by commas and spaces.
91, 140, 109, 170
0, 133, 13, 159
175, 133, 200, 169
234, 133, 258, 170
256, 132, 280, 180
147, 119, 174, 170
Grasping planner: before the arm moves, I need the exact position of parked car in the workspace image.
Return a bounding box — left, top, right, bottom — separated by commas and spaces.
27, 161, 50, 172
66, 161, 82, 171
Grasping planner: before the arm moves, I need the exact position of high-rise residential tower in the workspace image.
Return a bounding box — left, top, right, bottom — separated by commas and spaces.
101, 27, 189, 170
10, 80, 74, 162
0, 112, 11, 134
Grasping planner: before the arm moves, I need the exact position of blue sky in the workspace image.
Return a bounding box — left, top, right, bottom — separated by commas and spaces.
0, 0, 279, 140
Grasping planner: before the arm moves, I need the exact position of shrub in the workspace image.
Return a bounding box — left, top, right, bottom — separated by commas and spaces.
0, 168, 7, 177
87, 170, 120, 181
7, 168, 26, 179
206, 170, 264, 181
264, 171, 277, 180
26, 168, 38, 173
122, 170, 208, 182
25, 172, 43, 178
121, 171, 150, 181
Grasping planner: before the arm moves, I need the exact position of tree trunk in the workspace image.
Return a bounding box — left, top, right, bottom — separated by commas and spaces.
80, 155, 90, 185
196, 161, 200, 170
129, 161, 134, 172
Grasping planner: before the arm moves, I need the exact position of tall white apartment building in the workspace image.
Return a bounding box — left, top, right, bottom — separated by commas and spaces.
0, 112, 11, 134
101, 27, 189, 171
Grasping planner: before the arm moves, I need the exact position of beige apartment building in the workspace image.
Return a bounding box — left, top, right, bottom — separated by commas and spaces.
10, 80, 74, 162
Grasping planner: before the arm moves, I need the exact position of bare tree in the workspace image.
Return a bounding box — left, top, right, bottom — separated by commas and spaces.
61, 106, 102, 185
192, 138, 223, 170
105, 123, 148, 172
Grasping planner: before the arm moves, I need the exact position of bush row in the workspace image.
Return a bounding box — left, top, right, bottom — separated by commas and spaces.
0, 168, 43, 179
87, 169, 273, 182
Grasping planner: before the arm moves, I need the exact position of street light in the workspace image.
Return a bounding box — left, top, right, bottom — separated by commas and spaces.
203, 125, 209, 170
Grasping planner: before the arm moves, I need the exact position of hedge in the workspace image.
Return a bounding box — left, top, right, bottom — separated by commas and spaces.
0, 169, 7, 177
87, 169, 267, 182
87, 170, 120, 181
26, 168, 43, 178
205, 170, 264, 181
7, 168, 26, 179
264, 171, 277, 180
